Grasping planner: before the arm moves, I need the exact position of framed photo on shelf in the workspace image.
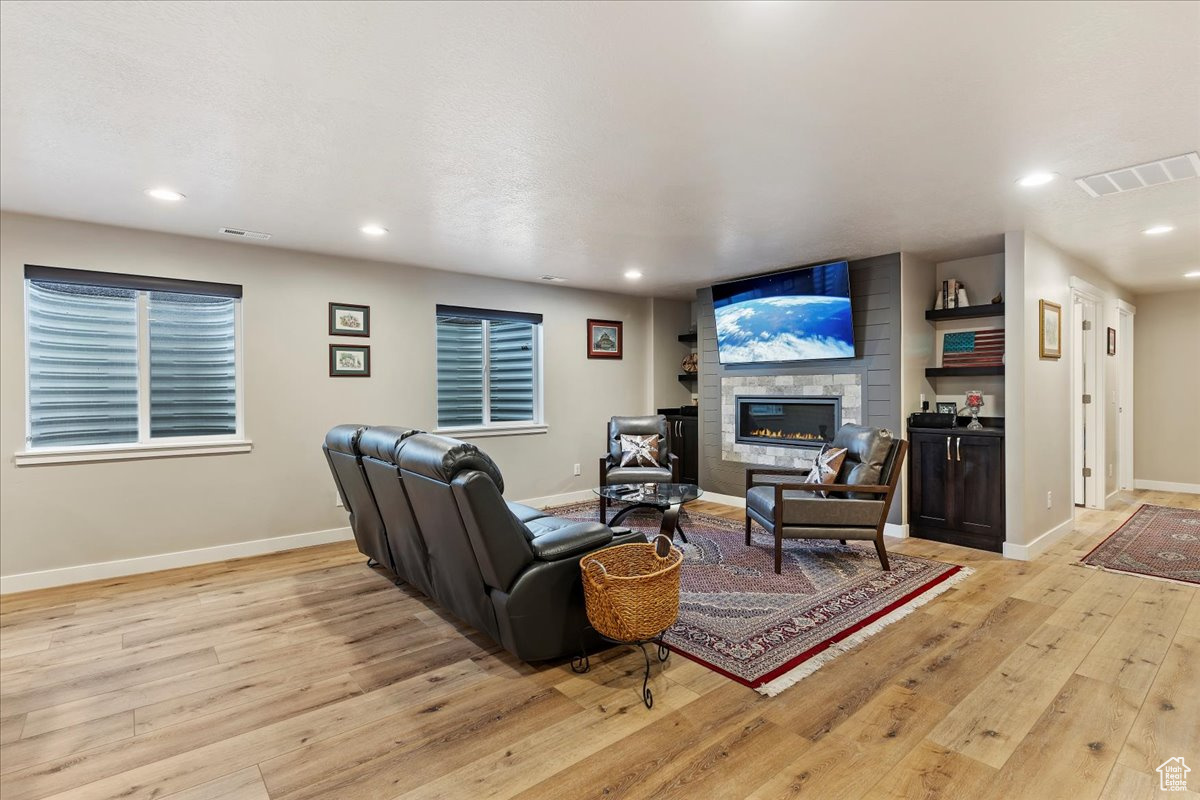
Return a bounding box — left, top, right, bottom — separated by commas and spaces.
328, 302, 370, 337
587, 319, 623, 359
1039, 300, 1062, 359
329, 344, 371, 377
1107, 327, 1117, 356
936, 402, 957, 415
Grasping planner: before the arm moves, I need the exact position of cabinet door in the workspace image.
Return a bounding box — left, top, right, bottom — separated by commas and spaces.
910, 432, 953, 530
953, 435, 1005, 540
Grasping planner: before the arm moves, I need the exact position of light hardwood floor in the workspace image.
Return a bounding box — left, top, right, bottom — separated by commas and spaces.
1, 490, 1197, 800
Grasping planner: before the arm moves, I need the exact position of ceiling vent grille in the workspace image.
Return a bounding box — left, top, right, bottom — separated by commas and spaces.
1076, 152, 1200, 198
538, 275, 567, 282
218, 227, 272, 241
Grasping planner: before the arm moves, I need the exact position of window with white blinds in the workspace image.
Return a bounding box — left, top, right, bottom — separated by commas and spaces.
436, 306, 542, 430
24, 267, 243, 452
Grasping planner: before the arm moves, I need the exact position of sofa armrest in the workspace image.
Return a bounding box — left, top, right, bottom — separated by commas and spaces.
529, 521, 615, 561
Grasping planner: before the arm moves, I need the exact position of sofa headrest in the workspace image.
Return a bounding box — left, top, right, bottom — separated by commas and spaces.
324, 424, 367, 456
398, 433, 505, 494
357, 425, 422, 464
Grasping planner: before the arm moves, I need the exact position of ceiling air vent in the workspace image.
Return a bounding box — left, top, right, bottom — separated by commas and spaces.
1076, 152, 1200, 198
539, 275, 567, 282
218, 227, 272, 241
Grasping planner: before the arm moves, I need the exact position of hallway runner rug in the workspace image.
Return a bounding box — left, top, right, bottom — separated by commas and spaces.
1081, 503, 1200, 586
547, 502, 970, 696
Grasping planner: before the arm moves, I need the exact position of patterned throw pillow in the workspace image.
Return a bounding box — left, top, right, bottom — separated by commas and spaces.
804, 445, 848, 498
619, 434, 661, 468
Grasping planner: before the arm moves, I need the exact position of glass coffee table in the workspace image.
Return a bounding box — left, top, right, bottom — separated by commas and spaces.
593, 483, 703, 542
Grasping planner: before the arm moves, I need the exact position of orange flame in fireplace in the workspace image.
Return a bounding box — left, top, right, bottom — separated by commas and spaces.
747, 429, 825, 441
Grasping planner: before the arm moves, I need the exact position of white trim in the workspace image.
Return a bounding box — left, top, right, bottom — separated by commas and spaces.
1134, 479, 1200, 494
515, 489, 597, 508
1069, 280, 1106, 510
0, 526, 352, 594
432, 424, 548, 439
1002, 516, 1074, 561
15, 439, 252, 466
1116, 303, 1135, 490
695, 491, 746, 509
884, 523, 909, 539
756, 565, 974, 696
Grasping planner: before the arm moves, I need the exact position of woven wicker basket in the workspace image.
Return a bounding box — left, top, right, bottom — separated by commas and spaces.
581, 536, 683, 642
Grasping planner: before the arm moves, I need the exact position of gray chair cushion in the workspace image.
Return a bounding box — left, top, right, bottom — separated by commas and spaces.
746, 485, 885, 527
830, 424, 895, 499
605, 465, 673, 484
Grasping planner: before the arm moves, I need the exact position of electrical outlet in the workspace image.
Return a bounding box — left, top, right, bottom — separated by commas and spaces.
573, 463, 581, 476
335, 492, 344, 508
1046, 491, 1052, 509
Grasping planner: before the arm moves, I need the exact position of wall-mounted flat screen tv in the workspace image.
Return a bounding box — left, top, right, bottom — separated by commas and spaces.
712, 260, 855, 364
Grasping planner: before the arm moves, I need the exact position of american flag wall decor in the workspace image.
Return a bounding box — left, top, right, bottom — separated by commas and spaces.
942, 329, 1004, 367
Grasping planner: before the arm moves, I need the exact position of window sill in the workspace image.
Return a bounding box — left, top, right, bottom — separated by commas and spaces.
431, 424, 548, 439
14, 440, 253, 466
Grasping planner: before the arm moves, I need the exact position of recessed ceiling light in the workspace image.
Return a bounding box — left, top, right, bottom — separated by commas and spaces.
1016, 172, 1057, 188
144, 187, 185, 202
1143, 225, 1175, 235
359, 224, 388, 236
1185, 271, 1200, 279
624, 269, 643, 280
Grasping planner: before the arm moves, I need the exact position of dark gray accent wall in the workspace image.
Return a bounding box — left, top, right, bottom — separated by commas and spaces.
697, 253, 903, 521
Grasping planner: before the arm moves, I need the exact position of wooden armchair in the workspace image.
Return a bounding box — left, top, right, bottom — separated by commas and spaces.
744, 427, 908, 574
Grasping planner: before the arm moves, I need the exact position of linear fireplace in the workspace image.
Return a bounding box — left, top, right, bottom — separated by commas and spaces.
735, 396, 842, 449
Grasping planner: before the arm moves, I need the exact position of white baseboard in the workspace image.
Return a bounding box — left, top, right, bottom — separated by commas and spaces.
516, 489, 597, 508
696, 491, 746, 509
884, 523, 909, 539
1002, 516, 1074, 561
1134, 479, 1200, 494
0, 527, 354, 595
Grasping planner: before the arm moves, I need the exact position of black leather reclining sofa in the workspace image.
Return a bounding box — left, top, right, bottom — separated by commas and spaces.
323, 425, 644, 661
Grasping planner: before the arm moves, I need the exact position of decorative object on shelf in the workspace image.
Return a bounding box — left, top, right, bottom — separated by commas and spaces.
329, 344, 370, 377
1107, 326, 1117, 356
328, 302, 370, 337
1039, 300, 1062, 359
933, 279, 969, 309
681, 352, 698, 374
964, 390, 985, 430
587, 318, 623, 359
991, 291, 1004, 304
936, 402, 957, 415
942, 328, 1004, 367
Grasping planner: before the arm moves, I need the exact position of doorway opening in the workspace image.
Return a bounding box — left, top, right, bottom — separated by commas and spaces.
1071, 278, 1105, 510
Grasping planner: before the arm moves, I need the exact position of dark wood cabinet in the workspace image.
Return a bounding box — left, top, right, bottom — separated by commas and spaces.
665, 415, 699, 484
908, 427, 1004, 552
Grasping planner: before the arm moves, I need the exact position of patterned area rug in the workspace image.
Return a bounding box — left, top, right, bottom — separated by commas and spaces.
1081, 504, 1200, 586
547, 501, 970, 696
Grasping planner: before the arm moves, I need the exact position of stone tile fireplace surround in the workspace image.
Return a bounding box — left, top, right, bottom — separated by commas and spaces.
721, 373, 862, 468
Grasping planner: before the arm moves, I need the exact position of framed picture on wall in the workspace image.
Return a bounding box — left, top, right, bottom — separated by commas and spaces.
329, 302, 370, 336
1107, 326, 1117, 356
936, 402, 957, 415
587, 319, 623, 359
330, 344, 371, 377
1039, 300, 1062, 359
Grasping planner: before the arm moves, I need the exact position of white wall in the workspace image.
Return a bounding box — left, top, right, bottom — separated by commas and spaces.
1133, 290, 1200, 489
1005, 232, 1132, 549
648, 297, 695, 411
0, 212, 660, 581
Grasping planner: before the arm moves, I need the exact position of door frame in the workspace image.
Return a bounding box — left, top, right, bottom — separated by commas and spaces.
1069, 277, 1106, 510
1116, 299, 1136, 490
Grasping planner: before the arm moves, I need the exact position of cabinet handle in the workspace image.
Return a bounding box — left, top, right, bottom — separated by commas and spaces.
946, 437, 951, 461
956, 437, 962, 462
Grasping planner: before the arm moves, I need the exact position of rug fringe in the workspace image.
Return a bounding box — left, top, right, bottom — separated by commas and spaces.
755, 566, 975, 697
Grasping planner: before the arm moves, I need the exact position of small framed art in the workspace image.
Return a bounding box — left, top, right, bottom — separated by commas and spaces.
1107, 326, 1116, 356
587, 319, 623, 359
1039, 300, 1062, 359
936, 402, 957, 415
329, 302, 370, 337
330, 344, 371, 377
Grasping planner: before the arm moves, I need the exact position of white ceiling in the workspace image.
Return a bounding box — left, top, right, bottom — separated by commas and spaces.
2, 1, 1198, 297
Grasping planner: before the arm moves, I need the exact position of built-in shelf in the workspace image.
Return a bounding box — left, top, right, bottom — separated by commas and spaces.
925, 303, 1005, 322
678, 331, 698, 344
925, 365, 1005, 378
678, 373, 698, 382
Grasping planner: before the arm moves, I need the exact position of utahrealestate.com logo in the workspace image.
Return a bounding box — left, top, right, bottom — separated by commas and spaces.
1158, 757, 1191, 792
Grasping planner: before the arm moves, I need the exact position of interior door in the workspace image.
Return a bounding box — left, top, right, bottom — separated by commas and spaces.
910, 432, 953, 530
1073, 299, 1086, 506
